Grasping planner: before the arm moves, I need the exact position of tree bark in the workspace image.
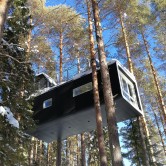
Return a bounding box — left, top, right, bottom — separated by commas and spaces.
137, 117, 151, 166
91, 0, 123, 165
152, 107, 166, 156
47, 143, 51, 166
81, 133, 86, 166
77, 52, 81, 73
56, 139, 62, 166
141, 30, 166, 125
26, 17, 32, 59
29, 137, 35, 166
86, 0, 108, 165
59, 30, 63, 82
119, 11, 134, 74
0, 0, 10, 41
66, 139, 69, 166
119, 12, 153, 165
39, 140, 43, 166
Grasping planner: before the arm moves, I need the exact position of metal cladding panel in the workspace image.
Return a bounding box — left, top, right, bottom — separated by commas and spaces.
29, 60, 143, 142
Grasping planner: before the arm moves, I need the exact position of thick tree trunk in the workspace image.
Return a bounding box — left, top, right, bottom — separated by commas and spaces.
59, 30, 63, 82
141, 31, 166, 125
81, 133, 86, 166
91, 0, 123, 165
0, 0, 10, 41
56, 139, 61, 166
86, 0, 108, 165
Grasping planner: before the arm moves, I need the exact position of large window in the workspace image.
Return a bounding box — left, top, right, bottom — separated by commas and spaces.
43, 98, 52, 109
73, 82, 92, 97
119, 71, 138, 106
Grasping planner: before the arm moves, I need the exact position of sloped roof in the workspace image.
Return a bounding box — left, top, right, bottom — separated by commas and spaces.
36, 73, 57, 86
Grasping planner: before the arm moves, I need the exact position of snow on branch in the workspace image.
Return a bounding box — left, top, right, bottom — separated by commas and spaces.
0, 106, 19, 128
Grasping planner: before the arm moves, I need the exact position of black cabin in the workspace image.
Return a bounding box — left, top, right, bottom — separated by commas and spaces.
35, 73, 57, 90
30, 60, 143, 142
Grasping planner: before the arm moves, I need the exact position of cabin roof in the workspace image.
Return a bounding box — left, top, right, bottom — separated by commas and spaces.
36, 73, 57, 86
35, 59, 136, 96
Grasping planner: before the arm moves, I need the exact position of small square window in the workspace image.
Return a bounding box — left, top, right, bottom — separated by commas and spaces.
43, 98, 52, 109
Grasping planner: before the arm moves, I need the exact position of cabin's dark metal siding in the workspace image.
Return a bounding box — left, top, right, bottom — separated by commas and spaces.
30, 61, 142, 142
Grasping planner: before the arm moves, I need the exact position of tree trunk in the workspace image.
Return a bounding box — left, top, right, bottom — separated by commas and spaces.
39, 140, 43, 166
119, 11, 133, 73
119, 12, 153, 165
81, 133, 86, 166
26, 17, 32, 59
141, 30, 166, 125
56, 139, 61, 166
152, 108, 166, 156
47, 143, 51, 166
59, 30, 63, 82
86, 0, 108, 165
77, 52, 81, 73
0, 0, 10, 41
91, 0, 123, 165
29, 137, 35, 166
66, 139, 69, 166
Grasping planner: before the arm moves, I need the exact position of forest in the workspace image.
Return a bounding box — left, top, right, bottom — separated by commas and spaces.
0, 0, 165, 165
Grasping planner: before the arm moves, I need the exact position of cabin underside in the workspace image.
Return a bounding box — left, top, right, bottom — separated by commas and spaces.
29, 97, 142, 142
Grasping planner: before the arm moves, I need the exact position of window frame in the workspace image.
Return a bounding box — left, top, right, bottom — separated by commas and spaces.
73, 82, 93, 97
119, 70, 138, 106
43, 98, 52, 109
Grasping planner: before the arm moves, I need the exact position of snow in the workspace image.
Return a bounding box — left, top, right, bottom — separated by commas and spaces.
0, 106, 19, 128
17, 46, 24, 51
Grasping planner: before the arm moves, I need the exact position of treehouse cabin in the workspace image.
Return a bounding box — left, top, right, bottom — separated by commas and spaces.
35, 73, 57, 89
30, 60, 143, 142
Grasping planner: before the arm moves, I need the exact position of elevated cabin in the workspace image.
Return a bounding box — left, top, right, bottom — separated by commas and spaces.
35, 73, 57, 90
30, 60, 143, 142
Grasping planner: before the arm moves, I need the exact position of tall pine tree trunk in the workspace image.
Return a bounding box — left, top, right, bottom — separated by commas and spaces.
0, 0, 10, 41
91, 0, 123, 165
77, 52, 81, 73
119, 12, 154, 165
81, 133, 86, 166
86, 0, 108, 165
29, 137, 35, 166
141, 30, 166, 125
47, 143, 51, 166
39, 140, 43, 166
76, 135, 80, 166
152, 107, 166, 156
26, 17, 32, 59
56, 139, 61, 166
59, 30, 63, 82
119, 11, 133, 73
